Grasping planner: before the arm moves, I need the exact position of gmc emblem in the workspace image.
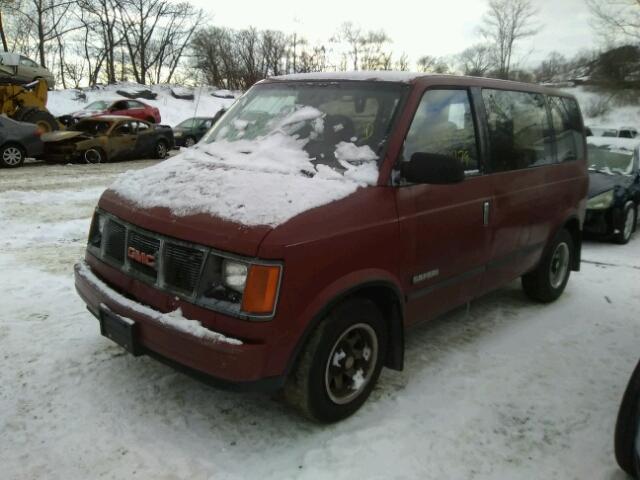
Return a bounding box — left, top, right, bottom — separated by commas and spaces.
127, 247, 156, 268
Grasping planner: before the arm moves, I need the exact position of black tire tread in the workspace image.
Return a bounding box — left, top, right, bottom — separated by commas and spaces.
615, 358, 640, 476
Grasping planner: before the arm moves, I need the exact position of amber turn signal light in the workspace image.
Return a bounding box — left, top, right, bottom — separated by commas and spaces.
241, 264, 281, 315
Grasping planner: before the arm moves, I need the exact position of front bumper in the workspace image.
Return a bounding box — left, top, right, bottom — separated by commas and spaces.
74, 261, 282, 391
584, 207, 621, 236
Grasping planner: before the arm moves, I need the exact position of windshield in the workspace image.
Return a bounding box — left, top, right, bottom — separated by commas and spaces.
587, 144, 635, 175
85, 101, 109, 110
202, 82, 406, 170
74, 120, 112, 134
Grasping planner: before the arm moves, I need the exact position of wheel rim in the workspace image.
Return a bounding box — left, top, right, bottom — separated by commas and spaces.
157, 142, 167, 158
185, 137, 195, 147
3, 147, 23, 166
324, 323, 378, 405
623, 207, 634, 240
84, 149, 102, 164
549, 242, 570, 289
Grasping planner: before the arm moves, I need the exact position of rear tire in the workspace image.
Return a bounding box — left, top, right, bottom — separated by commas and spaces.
0, 143, 25, 168
284, 297, 387, 423
615, 358, 640, 477
154, 139, 168, 159
522, 229, 573, 303
614, 203, 636, 245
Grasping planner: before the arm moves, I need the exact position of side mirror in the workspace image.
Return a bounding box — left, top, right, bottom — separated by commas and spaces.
400, 152, 466, 185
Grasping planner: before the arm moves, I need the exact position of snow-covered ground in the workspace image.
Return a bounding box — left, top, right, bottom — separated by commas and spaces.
47, 83, 236, 127
1, 161, 639, 480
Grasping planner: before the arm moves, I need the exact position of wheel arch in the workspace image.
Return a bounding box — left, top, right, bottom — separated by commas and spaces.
284, 277, 406, 380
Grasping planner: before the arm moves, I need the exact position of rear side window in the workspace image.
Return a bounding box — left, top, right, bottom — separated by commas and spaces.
482, 89, 553, 171
127, 101, 144, 109
548, 96, 584, 163
403, 89, 479, 172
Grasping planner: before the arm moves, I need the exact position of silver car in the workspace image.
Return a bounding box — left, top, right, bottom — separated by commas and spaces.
0, 52, 56, 89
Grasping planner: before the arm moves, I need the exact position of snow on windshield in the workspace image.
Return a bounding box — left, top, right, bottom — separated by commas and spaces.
109, 104, 385, 227
587, 137, 636, 175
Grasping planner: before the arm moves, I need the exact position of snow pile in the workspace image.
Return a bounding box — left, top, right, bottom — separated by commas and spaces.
47, 82, 236, 127
77, 261, 242, 345
110, 111, 380, 227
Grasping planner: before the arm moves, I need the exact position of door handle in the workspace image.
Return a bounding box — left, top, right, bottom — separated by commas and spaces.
483, 201, 490, 226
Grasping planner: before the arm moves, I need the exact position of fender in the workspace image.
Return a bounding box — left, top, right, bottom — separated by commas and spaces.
282, 268, 406, 378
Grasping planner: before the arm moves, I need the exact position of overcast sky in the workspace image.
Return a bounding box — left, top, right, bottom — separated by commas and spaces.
190, 0, 597, 69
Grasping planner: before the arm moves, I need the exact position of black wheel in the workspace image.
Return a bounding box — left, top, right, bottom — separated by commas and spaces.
284, 297, 387, 423
155, 140, 168, 159
14, 107, 59, 132
184, 136, 196, 148
0, 143, 25, 168
614, 203, 636, 245
522, 228, 573, 303
83, 147, 106, 164
615, 358, 640, 477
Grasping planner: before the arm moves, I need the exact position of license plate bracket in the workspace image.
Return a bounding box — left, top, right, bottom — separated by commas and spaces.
99, 305, 141, 356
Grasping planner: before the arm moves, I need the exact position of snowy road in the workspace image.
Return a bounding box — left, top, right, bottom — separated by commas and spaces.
1, 161, 639, 480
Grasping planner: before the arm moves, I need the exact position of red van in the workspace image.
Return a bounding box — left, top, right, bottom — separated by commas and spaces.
74, 72, 588, 422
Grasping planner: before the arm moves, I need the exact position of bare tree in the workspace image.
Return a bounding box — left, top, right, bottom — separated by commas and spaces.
417, 55, 450, 73
332, 22, 363, 70
457, 43, 493, 76
480, 0, 539, 79
587, 0, 640, 42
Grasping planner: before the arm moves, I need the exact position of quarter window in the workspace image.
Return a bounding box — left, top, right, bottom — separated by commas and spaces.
482, 89, 553, 171
403, 89, 479, 172
548, 96, 584, 163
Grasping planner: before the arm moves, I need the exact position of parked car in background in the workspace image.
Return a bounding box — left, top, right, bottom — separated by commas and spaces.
0, 115, 43, 168
67, 99, 161, 124
43, 116, 173, 164
74, 73, 588, 422
173, 116, 217, 147
587, 126, 639, 139
615, 358, 640, 478
0, 52, 56, 89
584, 137, 640, 244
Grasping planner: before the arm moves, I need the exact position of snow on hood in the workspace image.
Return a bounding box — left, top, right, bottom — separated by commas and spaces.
109, 115, 380, 227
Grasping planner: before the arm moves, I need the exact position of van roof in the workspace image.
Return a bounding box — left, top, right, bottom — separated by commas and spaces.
266, 71, 577, 99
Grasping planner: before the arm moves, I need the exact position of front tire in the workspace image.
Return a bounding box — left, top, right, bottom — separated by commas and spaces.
184, 136, 196, 148
614, 203, 636, 245
155, 140, 168, 159
0, 143, 25, 168
284, 298, 387, 423
615, 358, 640, 477
83, 147, 106, 164
522, 228, 573, 303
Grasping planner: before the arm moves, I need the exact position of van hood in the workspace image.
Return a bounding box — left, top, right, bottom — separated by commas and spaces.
104, 131, 380, 255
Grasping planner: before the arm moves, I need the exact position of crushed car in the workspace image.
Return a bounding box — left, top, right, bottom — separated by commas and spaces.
585, 136, 640, 244
42, 116, 174, 164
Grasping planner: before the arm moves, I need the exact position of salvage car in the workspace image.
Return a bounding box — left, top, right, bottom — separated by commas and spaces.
43, 116, 173, 164
0, 115, 44, 168
67, 99, 161, 124
0, 52, 56, 89
584, 137, 639, 244
74, 72, 588, 422
173, 116, 217, 147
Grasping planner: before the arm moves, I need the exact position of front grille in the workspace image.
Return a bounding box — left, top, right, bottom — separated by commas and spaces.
91, 212, 207, 298
164, 244, 204, 294
104, 220, 126, 264
128, 231, 160, 280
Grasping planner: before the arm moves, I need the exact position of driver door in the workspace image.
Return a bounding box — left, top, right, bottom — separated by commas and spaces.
109, 121, 138, 160
395, 88, 494, 326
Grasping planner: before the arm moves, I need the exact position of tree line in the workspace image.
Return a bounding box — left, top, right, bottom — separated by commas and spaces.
0, 0, 637, 90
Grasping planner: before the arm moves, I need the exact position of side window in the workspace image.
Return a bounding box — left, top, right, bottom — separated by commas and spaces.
127, 101, 143, 109
548, 96, 584, 163
403, 89, 479, 172
136, 121, 149, 131
482, 89, 553, 171
115, 122, 133, 135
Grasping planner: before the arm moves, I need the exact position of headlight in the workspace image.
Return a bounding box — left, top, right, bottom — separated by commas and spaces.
88, 212, 106, 248
587, 190, 614, 210
199, 256, 282, 319
222, 259, 248, 292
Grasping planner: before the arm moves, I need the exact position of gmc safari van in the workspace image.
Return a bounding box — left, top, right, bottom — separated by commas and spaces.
75, 72, 588, 422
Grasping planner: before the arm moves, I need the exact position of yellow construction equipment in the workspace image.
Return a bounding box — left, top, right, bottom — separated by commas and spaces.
0, 58, 60, 132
